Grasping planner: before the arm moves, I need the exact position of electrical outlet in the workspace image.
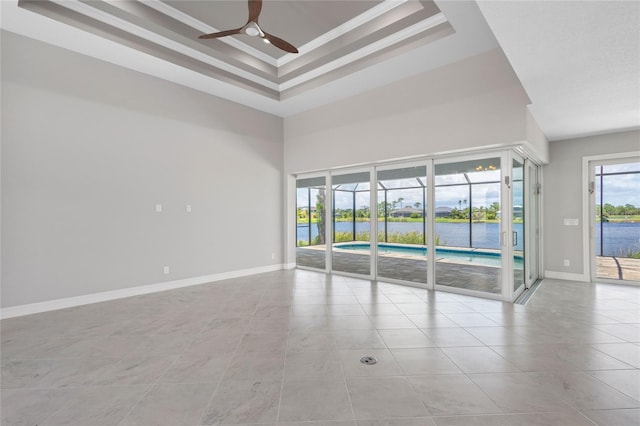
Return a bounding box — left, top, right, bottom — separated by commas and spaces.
186, 204, 192, 213
563, 259, 570, 267
155, 204, 162, 213
271, 252, 276, 260
163, 266, 170, 274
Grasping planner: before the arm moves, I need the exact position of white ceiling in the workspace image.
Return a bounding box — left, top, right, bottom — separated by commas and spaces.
1, 1, 638, 141
477, 0, 640, 141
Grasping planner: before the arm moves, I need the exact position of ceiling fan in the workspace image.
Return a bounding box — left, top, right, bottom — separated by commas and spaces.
198, 0, 299, 54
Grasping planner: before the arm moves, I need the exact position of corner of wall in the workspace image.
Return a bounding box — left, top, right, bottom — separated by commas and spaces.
543, 130, 640, 281
526, 107, 549, 164
0, 264, 286, 319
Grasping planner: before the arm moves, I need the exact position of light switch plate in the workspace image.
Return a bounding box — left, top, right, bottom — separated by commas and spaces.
563, 218, 579, 226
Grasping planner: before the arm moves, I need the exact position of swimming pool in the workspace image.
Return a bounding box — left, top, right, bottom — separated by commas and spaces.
334, 242, 523, 268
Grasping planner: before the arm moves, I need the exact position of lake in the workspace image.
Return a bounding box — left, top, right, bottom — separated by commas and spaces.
596, 222, 640, 256
297, 221, 640, 255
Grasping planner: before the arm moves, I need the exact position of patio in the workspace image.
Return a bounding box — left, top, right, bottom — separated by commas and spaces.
597, 256, 640, 281
298, 247, 640, 291
297, 246, 503, 294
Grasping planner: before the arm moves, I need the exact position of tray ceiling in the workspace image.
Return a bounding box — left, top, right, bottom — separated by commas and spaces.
3, 0, 500, 116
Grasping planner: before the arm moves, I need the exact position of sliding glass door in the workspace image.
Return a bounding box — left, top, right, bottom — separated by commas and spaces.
525, 161, 540, 287
376, 164, 428, 284
434, 156, 502, 295
331, 170, 372, 277
592, 159, 640, 282
296, 176, 327, 270
512, 155, 525, 295
293, 149, 542, 301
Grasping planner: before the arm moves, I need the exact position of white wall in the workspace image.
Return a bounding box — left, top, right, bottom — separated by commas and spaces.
284, 48, 532, 174
543, 130, 640, 279
526, 108, 549, 164
1, 31, 284, 308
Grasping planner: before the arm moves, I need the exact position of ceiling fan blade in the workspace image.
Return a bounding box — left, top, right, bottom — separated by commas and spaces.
263, 31, 299, 53
198, 28, 241, 40
248, 0, 262, 23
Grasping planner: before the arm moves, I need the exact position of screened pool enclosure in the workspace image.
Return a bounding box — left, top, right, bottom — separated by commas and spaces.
294, 151, 539, 301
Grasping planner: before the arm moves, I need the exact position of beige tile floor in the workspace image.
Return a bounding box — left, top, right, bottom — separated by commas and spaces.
1, 270, 639, 426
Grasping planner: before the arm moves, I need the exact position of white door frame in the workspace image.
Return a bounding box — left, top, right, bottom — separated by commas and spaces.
291, 146, 544, 301
330, 167, 375, 280
375, 160, 431, 288
583, 152, 640, 283
510, 151, 526, 300
433, 151, 508, 301
524, 160, 541, 287
293, 171, 330, 273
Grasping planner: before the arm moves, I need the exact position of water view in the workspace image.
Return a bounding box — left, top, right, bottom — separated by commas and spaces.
298, 221, 640, 255
595, 222, 640, 257
297, 221, 525, 250
296, 160, 640, 284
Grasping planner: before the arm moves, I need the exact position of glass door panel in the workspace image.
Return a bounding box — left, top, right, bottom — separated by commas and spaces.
434, 157, 502, 294
526, 163, 539, 286
512, 157, 525, 292
594, 161, 640, 281
332, 171, 371, 276
296, 176, 327, 269
376, 166, 428, 284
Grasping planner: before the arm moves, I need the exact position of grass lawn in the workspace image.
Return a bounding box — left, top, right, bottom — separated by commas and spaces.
605, 215, 640, 223
298, 218, 509, 224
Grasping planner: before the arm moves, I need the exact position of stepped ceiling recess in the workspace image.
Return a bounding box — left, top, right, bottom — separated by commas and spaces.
2, 0, 499, 116
2, 1, 637, 139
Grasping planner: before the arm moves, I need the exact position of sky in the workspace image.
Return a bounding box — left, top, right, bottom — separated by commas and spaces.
595, 162, 640, 206
598, 172, 640, 207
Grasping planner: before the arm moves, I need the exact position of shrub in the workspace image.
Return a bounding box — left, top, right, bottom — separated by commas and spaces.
331, 231, 445, 246
334, 232, 356, 243
384, 231, 423, 244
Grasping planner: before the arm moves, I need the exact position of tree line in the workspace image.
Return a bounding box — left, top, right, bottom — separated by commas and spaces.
299, 196, 503, 222
597, 203, 640, 220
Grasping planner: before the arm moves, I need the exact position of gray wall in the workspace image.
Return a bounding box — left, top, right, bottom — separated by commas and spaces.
1, 32, 284, 308
284, 48, 532, 174
543, 130, 640, 277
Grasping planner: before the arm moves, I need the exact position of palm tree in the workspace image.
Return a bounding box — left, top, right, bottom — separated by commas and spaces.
315, 189, 326, 244
398, 197, 404, 209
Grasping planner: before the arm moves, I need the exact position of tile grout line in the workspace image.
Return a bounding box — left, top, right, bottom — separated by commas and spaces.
578, 368, 640, 401
337, 279, 363, 424
117, 287, 240, 426
5, 270, 640, 425
274, 287, 294, 424
183, 284, 258, 425
389, 285, 514, 419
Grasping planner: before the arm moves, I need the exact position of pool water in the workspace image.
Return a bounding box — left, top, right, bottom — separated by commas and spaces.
334, 243, 523, 268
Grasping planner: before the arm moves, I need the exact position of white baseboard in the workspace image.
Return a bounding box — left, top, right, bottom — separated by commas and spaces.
284, 262, 296, 270
0, 264, 285, 319
544, 270, 590, 282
